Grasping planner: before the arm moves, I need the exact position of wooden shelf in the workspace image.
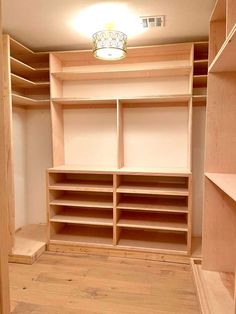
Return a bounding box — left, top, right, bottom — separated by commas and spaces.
117, 212, 188, 232
194, 59, 208, 75
11, 57, 49, 78
48, 165, 192, 177
49, 180, 113, 193
117, 182, 188, 196
192, 95, 207, 106
12, 93, 50, 107
50, 209, 113, 226
209, 25, 236, 72
51, 224, 113, 246
10, 37, 49, 67
11, 73, 50, 89
205, 173, 236, 202
193, 75, 207, 88
51, 94, 191, 107
117, 196, 188, 213
118, 229, 187, 254
191, 259, 235, 314
51, 65, 192, 81
50, 194, 113, 209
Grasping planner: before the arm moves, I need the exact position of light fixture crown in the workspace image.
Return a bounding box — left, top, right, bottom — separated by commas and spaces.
92, 30, 127, 61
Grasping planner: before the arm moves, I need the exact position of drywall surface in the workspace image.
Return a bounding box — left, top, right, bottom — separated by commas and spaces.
192, 106, 206, 236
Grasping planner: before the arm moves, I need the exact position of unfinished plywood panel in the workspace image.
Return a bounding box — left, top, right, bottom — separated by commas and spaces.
123, 105, 189, 169
192, 106, 206, 236
9, 224, 46, 264
64, 108, 117, 167
205, 73, 236, 173
202, 178, 236, 272
0, 1, 11, 311
191, 259, 235, 314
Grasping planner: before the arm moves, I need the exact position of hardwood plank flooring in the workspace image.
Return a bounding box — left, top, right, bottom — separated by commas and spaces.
10, 252, 200, 314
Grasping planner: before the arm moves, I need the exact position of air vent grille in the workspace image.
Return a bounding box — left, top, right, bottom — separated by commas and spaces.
140, 15, 165, 29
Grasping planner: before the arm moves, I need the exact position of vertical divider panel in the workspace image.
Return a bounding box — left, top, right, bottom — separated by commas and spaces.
113, 174, 121, 245
50, 103, 65, 166
226, 0, 236, 35
117, 99, 124, 169
187, 175, 192, 254
3, 34, 15, 252
50, 54, 63, 99
46, 170, 51, 245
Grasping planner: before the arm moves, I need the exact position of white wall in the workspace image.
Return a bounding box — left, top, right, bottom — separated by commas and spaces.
192, 106, 206, 236
13, 108, 52, 229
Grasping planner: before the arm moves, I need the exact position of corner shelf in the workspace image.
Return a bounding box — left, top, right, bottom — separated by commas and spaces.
12, 93, 50, 107
11, 73, 50, 89
11, 57, 49, 79
205, 173, 236, 202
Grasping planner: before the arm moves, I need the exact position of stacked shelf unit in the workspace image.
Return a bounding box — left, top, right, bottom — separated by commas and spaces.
47, 43, 194, 256
193, 42, 208, 106
192, 0, 236, 312
3, 35, 50, 259
5, 36, 50, 108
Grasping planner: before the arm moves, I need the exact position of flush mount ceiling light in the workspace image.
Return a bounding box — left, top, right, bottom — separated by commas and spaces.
92, 30, 127, 60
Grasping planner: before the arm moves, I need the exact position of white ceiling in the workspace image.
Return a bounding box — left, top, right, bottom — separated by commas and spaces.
2, 0, 215, 52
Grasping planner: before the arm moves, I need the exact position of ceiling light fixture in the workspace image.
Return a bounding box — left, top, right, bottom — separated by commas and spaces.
92, 30, 127, 60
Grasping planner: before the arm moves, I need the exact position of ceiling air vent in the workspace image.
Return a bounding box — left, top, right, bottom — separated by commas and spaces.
140, 15, 165, 29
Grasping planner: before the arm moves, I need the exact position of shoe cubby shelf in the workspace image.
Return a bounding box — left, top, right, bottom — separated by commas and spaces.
47, 169, 192, 255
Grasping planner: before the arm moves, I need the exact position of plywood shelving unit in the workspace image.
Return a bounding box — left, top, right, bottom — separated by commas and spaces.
3, 35, 51, 263
192, 1, 236, 312
193, 42, 208, 106
47, 43, 194, 256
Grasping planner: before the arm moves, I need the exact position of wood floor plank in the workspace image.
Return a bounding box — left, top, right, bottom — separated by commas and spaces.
10, 252, 200, 314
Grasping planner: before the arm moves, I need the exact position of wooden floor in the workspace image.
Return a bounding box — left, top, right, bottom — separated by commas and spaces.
9, 252, 200, 314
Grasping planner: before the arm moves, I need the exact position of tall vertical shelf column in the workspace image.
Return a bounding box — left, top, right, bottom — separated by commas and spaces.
48, 43, 194, 256
3, 35, 51, 264
192, 1, 236, 313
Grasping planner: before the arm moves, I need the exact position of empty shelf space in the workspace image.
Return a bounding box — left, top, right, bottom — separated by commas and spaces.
194, 42, 209, 61
12, 93, 50, 107
193, 75, 207, 88
205, 173, 236, 201
50, 208, 113, 226
50, 193, 113, 209
11, 73, 50, 88
117, 175, 188, 196
191, 259, 235, 314
118, 229, 187, 254
51, 224, 113, 246
51, 65, 192, 81
117, 195, 188, 213
209, 24, 236, 72
117, 212, 188, 232
117, 183, 188, 196
49, 172, 113, 192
